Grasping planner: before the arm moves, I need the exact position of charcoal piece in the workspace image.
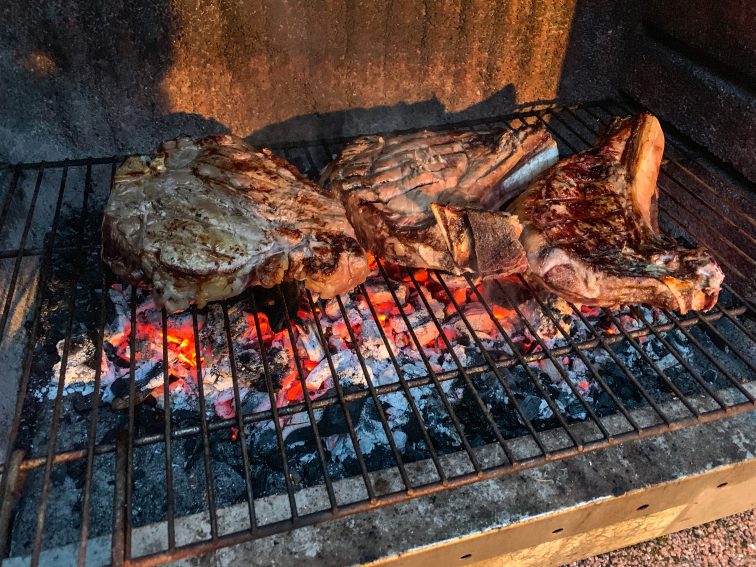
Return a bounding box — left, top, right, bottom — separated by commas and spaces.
520, 394, 551, 422
73, 392, 96, 414
172, 409, 200, 429
109, 378, 130, 399
604, 366, 642, 405
564, 397, 588, 421
317, 398, 367, 437
66, 459, 87, 490
593, 389, 615, 417
243, 281, 302, 333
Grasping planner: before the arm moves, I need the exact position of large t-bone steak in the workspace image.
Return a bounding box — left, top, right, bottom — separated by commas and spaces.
102, 135, 370, 312
320, 126, 558, 274
509, 113, 724, 314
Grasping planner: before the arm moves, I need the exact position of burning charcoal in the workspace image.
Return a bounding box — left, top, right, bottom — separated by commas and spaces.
51, 334, 115, 397
459, 303, 499, 337
247, 281, 301, 332
390, 310, 439, 347
111, 389, 153, 412
363, 281, 408, 306
440, 274, 469, 302
358, 319, 390, 359
296, 321, 325, 362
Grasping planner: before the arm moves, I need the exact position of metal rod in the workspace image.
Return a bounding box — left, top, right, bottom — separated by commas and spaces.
276, 289, 339, 510
0, 450, 25, 560
566, 302, 671, 425
406, 268, 524, 460
330, 292, 413, 492
3, 302, 744, 477
78, 162, 117, 565
0, 168, 45, 347
77, 271, 112, 566
30, 165, 92, 566
358, 282, 447, 482
300, 291, 377, 502
376, 260, 483, 473
111, 432, 128, 567
124, 286, 138, 558
190, 306, 220, 539
115, 396, 756, 567
517, 275, 642, 434
458, 273, 583, 448
161, 308, 177, 548
0, 165, 21, 240
413, 269, 545, 458
221, 303, 260, 528
601, 307, 702, 417
482, 267, 611, 440
247, 294, 299, 519
0, 166, 69, 482
628, 306, 728, 410
659, 308, 754, 403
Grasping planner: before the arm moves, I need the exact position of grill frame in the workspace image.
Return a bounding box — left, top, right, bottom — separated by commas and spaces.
0, 98, 754, 565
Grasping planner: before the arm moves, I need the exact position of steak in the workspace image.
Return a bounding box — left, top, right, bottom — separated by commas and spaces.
509, 113, 724, 314
102, 135, 370, 312
320, 125, 558, 273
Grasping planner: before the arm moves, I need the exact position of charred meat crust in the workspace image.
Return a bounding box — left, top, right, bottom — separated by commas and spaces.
321, 125, 558, 273
102, 135, 370, 311
510, 113, 723, 314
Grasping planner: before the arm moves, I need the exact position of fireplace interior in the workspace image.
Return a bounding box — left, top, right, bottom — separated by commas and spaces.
0, 1, 754, 565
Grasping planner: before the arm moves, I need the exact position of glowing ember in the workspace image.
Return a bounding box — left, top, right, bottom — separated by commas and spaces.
48, 264, 684, 435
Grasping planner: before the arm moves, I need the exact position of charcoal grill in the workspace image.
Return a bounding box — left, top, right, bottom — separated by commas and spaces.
0, 98, 754, 565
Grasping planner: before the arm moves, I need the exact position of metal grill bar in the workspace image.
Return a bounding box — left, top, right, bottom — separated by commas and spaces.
0, 101, 753, 565
281, 290, 339, 508
375, 260, 483, 473
358, 282, 447, 480
456, 273, 583, 448
302, 291, 378, 502
517, 274, 642, 434
327, 293, 412, 492
406, 268, 525, 461
247, 294, 299, 519
160, 308, 178, 548
0, 168, 44, 347
30, 165, 93, 565
221, 303, 259, 528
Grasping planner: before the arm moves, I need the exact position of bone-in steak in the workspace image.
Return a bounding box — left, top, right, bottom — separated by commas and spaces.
509, 113, 724, 314
102, 135, 370, 311
320, 126, 558, 273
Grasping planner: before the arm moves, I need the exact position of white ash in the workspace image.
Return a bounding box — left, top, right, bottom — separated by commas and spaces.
46, 267, 699, 471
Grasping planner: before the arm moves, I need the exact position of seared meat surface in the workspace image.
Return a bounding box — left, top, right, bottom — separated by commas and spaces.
510, 113, 723, 314
102, 135, 370, 311
320, 125, 557, 273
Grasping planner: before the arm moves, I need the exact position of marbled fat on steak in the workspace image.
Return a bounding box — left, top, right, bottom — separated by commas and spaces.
510, 113, 723, 314
102, 135, 370, 311
320, 126, 558, 274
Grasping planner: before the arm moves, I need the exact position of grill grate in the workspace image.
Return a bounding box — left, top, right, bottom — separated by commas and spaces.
0, 99, 754, 565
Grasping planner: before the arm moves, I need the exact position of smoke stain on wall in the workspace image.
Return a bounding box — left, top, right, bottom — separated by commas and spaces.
159, 0, 578, 137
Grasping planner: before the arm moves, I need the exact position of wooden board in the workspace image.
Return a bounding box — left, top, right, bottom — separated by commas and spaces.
372, 458, 756, 566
